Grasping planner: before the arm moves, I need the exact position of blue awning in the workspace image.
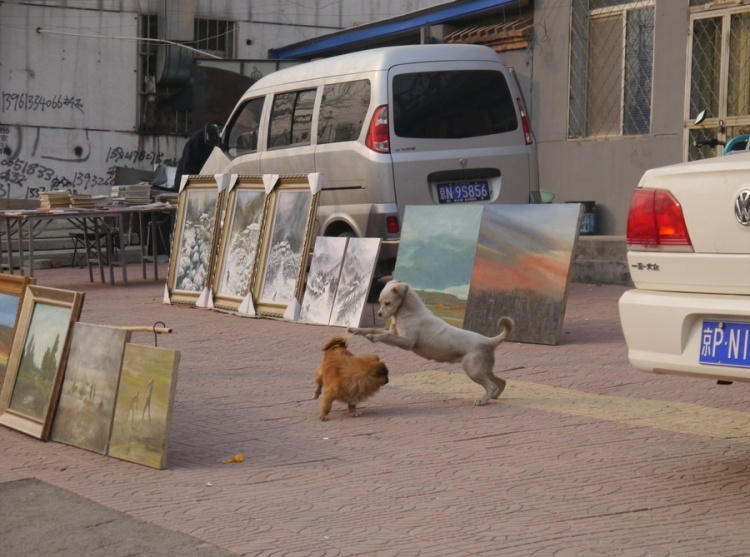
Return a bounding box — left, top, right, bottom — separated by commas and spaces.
268, 0, 523, 60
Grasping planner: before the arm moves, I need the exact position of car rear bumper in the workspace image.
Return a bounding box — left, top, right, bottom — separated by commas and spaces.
618, 289, 750, 382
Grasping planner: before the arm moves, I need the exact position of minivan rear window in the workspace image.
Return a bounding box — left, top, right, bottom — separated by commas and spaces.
392, 70, 517, 139
317, 80, 371, 144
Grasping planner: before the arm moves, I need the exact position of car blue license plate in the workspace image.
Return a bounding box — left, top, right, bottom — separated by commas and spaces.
699, 320, 750, 368
437, 180, 491, 204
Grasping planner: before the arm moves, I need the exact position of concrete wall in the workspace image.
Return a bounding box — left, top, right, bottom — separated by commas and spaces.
529, 0, 690, 235
0, 0, 442, 201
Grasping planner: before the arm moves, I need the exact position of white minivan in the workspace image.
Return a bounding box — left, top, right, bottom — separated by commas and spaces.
200, 44, 540, 275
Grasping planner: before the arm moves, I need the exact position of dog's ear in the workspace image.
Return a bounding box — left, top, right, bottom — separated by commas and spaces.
322, 336, 348, 351
392, 281, 409, 299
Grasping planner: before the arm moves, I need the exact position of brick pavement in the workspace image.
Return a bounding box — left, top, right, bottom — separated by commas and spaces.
1, 265, 750, 556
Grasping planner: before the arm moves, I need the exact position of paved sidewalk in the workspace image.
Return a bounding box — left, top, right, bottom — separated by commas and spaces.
2, 265, 750, 556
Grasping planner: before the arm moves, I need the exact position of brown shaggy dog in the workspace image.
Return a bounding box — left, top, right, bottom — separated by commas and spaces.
313, 336, 389, 420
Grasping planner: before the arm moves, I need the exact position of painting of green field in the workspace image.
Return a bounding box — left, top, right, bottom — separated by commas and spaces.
0, 292, 21, 385
51, 323, 131, 454
464, 204, 582, 345
108, 344, 180, 469
394, 205, 482, 326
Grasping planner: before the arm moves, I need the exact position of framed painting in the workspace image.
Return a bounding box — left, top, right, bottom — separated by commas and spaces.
0, 285, 84, 440
299, 236, 348, 325
166, 175, 225, 305
108, 343, 180, 470
0, 274, 36, 389
463, 204, 583, 345
254, 175, 320, 317
51, 323, 132, 454
394, 205, 483, 328
211, 176, 268, 311
329, 237, 382, 328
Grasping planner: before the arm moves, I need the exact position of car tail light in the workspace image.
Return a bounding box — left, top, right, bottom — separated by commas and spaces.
626, 188, 693, 250
366, 105, 390, 153
386, 216, 400, 234
516, 98, 533, 145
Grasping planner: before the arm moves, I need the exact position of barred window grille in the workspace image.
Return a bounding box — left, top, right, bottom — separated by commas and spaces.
688, 5, 750, 160
139, 16, 236, 135
569, 0, 654, 139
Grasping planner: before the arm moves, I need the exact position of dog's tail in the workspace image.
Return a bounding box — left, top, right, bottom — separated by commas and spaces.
321, 336, 349, 351
489, 316, 514, 347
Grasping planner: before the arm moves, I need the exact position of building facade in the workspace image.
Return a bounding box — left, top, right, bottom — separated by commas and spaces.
1, 0, 749, 235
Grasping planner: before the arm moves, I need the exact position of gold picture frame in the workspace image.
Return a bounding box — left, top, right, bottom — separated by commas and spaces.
166, 175, 226, 305
253, 175, 320, 318
210, 175, 269, 312
0, 274, 36, 389
0, 285, 84, 440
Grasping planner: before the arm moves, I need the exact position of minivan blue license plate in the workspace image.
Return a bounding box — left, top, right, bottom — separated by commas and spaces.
699, 320, 750, 368
437, 180, 491, 204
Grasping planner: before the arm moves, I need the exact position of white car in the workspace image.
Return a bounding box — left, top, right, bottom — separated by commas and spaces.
619, 151, 750, 384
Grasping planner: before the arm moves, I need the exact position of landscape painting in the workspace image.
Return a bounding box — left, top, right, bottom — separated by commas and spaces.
393, 205, 483, 327
0, 286, 84, 440
51, 323, 131, 454
0, 274, 35, 389
167, 177, 223, 305
213, 181, 267, 311
108, 344, 180, 470
255, 182, 319, 317
329, 238, 381, 328
299, 236, 348, 325
463, 204, 583, 345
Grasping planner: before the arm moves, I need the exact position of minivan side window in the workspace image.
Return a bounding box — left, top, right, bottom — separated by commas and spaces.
268, 89, 316, 149
317, 80, 371, 144
227, 97, 264, 157
392, 71, 518, 139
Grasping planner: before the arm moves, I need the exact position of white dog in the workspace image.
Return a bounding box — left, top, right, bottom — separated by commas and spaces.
349, 280, 514, 406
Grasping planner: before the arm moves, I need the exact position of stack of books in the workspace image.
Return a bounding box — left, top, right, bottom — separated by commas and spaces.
70, 194, 96, 208
111, 183, 152, 205
39, 190, 72, 209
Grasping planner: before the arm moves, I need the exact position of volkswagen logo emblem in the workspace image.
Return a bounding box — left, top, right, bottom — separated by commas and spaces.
459, 158, 467, 168
735, 190, 750, 226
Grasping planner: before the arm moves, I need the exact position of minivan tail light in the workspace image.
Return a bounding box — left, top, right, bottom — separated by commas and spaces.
366, 105, 390, 153
626, 188, 693, 250
516, 98, 533, 145
386, 216, 400, 234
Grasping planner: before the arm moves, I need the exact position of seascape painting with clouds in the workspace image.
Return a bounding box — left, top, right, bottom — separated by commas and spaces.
463, 204, 582, 345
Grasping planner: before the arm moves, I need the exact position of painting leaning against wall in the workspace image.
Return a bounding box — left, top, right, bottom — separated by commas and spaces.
0, 286, 84, 440
51, 323, 132, 454
108, 344, 180, 470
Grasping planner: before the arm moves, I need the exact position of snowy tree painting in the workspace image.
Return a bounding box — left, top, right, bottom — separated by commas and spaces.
299, 236, 348, 324
258, 190, 312, 307
174, 189, 219, 293
217, 189, 265, 299
329, 238, 381, 327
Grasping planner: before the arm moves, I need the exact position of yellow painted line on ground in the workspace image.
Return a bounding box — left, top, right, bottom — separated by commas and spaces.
392, 371, 750, 442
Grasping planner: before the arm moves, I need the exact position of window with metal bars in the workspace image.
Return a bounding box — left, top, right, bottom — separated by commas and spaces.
688, 4, 750, 160
568, 0, 654, 139
138, 15, 235, 135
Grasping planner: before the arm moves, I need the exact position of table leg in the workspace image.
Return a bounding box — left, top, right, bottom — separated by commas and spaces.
26, 220, 34, 278
118, 213, 128, 286
138, 212, 147, 279
3, 220, 14, 274
151, 213, 159, 280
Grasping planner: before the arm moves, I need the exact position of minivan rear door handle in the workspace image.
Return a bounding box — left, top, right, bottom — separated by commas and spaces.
428, 168, 501, 182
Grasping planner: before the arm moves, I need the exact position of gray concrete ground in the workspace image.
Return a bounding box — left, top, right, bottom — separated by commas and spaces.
2, 264, 750, 556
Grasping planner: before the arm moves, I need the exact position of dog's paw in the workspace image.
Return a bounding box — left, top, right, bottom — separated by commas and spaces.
474, 398, 490, 406
365, 333, 386, 343
349, 410, 362, 417
347, 327, 363, 335
319, 415, 329, 421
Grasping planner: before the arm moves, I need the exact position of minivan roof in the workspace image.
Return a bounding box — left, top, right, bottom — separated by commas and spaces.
246, 44, 506, 93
